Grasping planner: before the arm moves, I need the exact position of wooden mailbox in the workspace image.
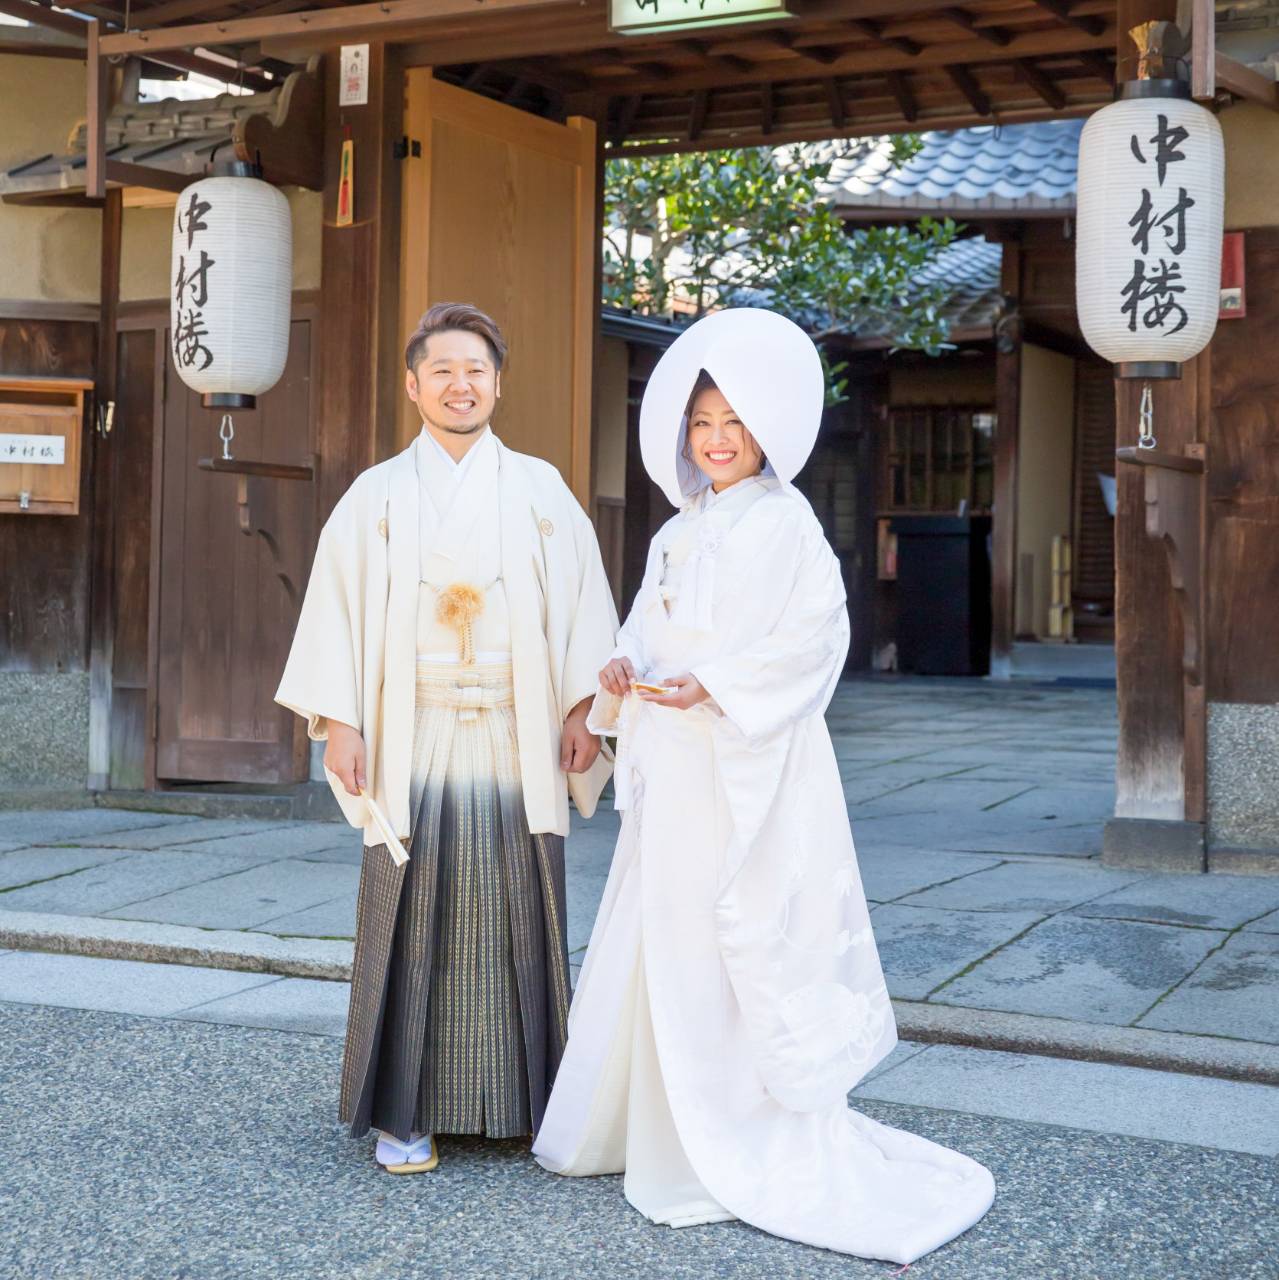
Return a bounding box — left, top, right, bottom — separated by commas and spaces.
0, 376, 93, 516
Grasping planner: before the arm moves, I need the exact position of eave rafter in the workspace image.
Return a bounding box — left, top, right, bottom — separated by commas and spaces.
17, 0, 1112, 158
946, 62, 992, 115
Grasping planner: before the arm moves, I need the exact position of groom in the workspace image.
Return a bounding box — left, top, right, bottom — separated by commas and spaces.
277, 302, 616, 1171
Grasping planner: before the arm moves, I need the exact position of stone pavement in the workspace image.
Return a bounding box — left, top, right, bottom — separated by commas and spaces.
2, 678, 1277, 1069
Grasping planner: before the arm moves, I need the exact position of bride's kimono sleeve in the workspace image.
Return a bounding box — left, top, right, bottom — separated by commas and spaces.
691, 503, 849, 743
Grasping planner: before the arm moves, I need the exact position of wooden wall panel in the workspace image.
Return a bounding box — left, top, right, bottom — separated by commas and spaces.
0, 316, 96, 673
1207, 228, 1279, 705
155, 317, 316, 785
400, 74, 598, 504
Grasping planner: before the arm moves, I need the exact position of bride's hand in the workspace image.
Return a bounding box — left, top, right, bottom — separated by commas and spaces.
636, 673, 709, 711
600, 657, 636, 697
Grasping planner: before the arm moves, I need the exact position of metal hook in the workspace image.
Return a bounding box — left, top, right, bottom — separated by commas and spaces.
1138, 383, 1156, 450
219, 413, 235, 461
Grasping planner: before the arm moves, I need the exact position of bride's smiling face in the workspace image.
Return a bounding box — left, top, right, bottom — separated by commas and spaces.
686, 386, 764, 492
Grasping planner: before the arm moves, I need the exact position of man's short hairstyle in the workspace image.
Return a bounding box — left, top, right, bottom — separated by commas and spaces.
404, 302, 508, 375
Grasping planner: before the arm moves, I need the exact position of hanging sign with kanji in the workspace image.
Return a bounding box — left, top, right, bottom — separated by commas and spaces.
610, 0, 790, 35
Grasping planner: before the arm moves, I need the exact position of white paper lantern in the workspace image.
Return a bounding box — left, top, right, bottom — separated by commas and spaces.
1076, 83, 1223, 379
170, 161, 292, 408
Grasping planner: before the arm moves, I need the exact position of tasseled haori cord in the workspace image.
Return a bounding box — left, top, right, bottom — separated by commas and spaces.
436, 583, 485, 666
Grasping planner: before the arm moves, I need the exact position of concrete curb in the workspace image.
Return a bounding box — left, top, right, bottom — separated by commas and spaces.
891, 1000, 1279, 1088
3, 910, 1277, 1087
0, 911, 353, 982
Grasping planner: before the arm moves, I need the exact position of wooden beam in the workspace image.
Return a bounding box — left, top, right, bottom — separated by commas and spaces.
1080, 48, 1115, 82
848, 17, 920, 58
611, 93, 641, 144
316, 43, 404, 517
1029, 0, 1105, 37
100, 0, 567, 57
886, 69, 917, 122
1214, 50, 1279, 110
608, 101, 1099, 155
131, 0, 239, 26
1014, 57, 1067, 109
939, 7, 1010, 47
86, 21, 107, 201
587, 26, 1112, 98
595, 46, 672, 82
687, 87, 709, 141
762, 28, 837, 67
825, 77, 846, 128
498, 59, 590, 95
103, 160, 193, 193
679, 38, 752, 76
1108, 0, 1200, 839
946, 63, 991, 115
761, 80, 775, 135
1191, 0, 1214, 99
0, 0, 85, 37
87, 184, 123, 792
150, 49, 276, 91
0, 0, 276, 89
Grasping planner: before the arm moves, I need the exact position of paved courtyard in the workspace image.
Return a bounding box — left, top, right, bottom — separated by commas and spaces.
1, 678, 1276, 1050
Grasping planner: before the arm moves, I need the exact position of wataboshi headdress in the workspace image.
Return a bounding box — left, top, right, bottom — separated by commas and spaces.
638, 307, 825, 508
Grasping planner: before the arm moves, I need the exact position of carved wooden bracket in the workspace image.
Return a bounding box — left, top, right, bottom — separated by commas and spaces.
1116, 443, 1205, 687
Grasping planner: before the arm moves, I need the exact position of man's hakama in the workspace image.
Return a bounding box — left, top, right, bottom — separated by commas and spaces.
340, 661, 572, 1142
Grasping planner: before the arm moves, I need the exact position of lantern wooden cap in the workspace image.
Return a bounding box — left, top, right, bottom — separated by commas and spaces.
1128, 20, 1188, 83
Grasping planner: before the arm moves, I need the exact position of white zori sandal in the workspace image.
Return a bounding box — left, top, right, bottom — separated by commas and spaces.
375, 1132, 438, 1174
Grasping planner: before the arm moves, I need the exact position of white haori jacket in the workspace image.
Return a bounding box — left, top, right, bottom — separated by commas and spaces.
276, 432, 617, 845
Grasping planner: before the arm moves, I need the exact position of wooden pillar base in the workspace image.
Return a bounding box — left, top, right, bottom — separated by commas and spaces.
1103, 817, 1206, 872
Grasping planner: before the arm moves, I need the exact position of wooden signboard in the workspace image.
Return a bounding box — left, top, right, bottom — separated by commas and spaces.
609, 0, 790, 35
0, 376, 93, 516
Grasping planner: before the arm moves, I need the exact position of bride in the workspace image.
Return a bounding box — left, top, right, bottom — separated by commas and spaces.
532, 308, 995, 1265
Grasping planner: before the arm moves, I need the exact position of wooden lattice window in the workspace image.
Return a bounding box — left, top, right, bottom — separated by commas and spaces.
879, 405, 995, 514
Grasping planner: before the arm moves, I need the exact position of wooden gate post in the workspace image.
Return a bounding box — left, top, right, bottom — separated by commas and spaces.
1104, 0, 1210, 871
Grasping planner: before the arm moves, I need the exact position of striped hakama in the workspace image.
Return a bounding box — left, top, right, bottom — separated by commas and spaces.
341, 660, 573, 1142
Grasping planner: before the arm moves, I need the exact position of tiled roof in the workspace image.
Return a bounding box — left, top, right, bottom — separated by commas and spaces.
0, 62, 319, 200
825, 121, 1082, 217
726, 234, 1001, 345
845, 234, 1003, 343
1, 88, 277, 197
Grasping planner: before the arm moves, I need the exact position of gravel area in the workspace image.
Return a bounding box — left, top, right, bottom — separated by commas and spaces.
2, 1002, 1274, 1280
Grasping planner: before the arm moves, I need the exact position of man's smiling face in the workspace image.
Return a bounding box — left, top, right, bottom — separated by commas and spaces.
406, 328, 500, 436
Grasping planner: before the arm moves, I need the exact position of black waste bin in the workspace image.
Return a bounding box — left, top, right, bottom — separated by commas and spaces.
889, 515, 992, 676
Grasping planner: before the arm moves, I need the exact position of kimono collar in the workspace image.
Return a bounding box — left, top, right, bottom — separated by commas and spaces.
669, 475, 776, 632
416, 428, 500, 585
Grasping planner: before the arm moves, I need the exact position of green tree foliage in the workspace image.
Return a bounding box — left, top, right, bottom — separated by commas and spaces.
603, 141, 960, 402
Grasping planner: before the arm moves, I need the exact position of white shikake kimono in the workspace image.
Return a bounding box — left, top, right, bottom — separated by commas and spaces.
532, 309, 994, 1266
